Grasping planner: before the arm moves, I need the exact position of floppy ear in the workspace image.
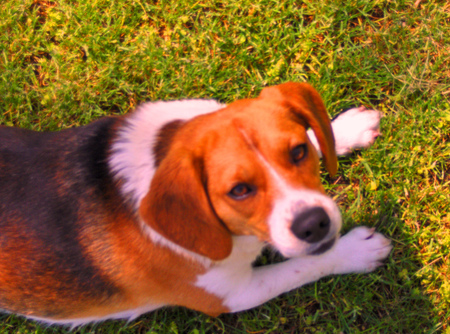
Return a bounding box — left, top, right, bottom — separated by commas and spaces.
260, 82, 338, 176
139, 149, 233, 261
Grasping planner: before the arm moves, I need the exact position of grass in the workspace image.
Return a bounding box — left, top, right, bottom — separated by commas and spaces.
1, 0, 450, 332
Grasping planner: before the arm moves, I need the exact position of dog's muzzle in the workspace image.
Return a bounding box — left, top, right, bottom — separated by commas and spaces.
290, 206, 336, 255
290, 206, 330, 243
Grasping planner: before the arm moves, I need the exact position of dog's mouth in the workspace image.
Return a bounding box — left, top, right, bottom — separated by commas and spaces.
309, 237, 336, 255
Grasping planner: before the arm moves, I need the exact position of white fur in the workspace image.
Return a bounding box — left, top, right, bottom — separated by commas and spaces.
27, 304, 164, 329
109, 99, 225, 206
197, 227, 391, 313
308, 106, 381, 156
195, 236, 265, 304
268, 188, 341, 258
139, 219, 213, 268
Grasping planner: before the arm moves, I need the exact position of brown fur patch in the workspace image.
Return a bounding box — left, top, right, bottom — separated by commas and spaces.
139, 147, 233, 261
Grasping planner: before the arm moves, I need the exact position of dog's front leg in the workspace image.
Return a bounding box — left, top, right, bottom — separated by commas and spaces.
308, 106, 381, 156
197, 228, 391, 314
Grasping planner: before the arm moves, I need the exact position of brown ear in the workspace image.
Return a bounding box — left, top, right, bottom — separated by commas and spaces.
139, 150, 233, 261
260, 82, 338, 176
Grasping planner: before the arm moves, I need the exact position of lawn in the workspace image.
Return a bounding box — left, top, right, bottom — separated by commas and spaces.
1, 0, 449, 333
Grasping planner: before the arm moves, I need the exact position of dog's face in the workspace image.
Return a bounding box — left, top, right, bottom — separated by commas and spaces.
203, 97, 341, 258
139, 83, 340, 260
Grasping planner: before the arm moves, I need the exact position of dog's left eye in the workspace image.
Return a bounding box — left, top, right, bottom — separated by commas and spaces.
228, 183, 254, 200
290, 144, 307, 164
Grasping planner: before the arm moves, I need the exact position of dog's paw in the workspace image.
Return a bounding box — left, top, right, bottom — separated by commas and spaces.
329, 226, 392, 274
332, 106, 381, 155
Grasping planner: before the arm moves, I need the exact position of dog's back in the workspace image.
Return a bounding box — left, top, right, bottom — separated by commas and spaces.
0, 118, 126, 318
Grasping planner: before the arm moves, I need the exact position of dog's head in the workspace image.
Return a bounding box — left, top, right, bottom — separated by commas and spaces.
139, 82, 340, 260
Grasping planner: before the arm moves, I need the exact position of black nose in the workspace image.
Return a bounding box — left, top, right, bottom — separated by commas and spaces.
290, 207, 330, 243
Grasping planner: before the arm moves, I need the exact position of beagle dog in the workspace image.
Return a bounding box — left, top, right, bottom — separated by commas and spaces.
0, 82, 391, 326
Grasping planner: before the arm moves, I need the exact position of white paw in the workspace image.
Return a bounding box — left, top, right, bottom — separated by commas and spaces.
329, 226, 392, 274
332, 106, 381, 155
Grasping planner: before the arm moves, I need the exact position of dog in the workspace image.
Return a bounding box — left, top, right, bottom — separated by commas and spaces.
0, 82, 391, 326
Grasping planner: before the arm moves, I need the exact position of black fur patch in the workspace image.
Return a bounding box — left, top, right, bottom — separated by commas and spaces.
152, 120, 185, 167
0, 118, 126, 316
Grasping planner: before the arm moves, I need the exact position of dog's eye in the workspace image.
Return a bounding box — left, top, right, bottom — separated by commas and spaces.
291, 144, 307, 164
228, 183, 254, 200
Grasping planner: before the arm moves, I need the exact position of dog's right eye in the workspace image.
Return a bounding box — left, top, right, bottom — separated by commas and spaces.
228, 183, 254, 200
290, 144, 307, 164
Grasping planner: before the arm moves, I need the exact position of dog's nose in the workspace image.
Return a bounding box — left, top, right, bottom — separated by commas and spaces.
290, 207, 330, 243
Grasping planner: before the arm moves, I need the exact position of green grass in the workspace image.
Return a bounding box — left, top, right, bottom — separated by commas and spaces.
1, 0, 450, 332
